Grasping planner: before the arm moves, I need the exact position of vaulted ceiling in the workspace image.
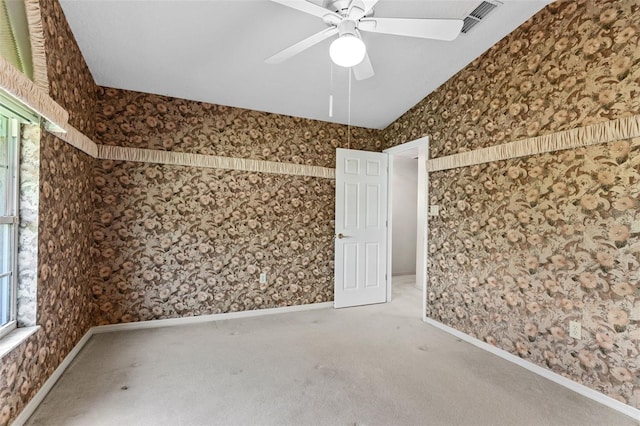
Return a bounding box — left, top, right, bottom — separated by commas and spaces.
59, 0, 550, 129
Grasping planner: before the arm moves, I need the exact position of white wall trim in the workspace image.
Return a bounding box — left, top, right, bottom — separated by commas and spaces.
384, 137, 429, 306
93, 302, 333, 334
12, 328, 94, 426
421, 145, 429, 322
384, 136, 429, 155
424, 317, 640, 422
386, 157, 394, 303
0, 326, 39, 360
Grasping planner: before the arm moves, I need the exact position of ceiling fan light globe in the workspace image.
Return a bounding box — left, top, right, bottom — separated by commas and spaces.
329, 35, 366, 67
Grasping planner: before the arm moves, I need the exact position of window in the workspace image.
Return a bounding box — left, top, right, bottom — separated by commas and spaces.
0, 0, 40, 340
0, 111, 19, 338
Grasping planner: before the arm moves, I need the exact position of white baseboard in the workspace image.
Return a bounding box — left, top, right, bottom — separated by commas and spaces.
11, 301, 333, 425
92, 301, 333, 334
424, 317, 640, 422
12, 327, 95, 426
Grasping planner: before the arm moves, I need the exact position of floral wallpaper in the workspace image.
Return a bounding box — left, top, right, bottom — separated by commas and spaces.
4, 0, 639, 423
428, 141, 640, 407
91, 87, 387, 325
382, 0, 640, 411
0, 1, 98, 424
39, 0, 97, 137
0, 133, 95, 425
92, 162, 335, 324
37, 132, 95, 346
384, 0, 640, 158
96, 87, 384, 168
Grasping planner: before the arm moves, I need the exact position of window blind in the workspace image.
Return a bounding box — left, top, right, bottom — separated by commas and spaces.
0, 0, 33, 79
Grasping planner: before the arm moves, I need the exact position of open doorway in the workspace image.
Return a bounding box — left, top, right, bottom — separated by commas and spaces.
384, 137, 429, 319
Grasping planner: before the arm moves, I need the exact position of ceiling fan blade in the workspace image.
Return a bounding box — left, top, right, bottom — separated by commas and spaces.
348, 0, 379, 20
358, 18, 463, 41
362, 0, 379, 12
353, 52, 374, 81
265, 27, 338, 64
271, 0, 341, 24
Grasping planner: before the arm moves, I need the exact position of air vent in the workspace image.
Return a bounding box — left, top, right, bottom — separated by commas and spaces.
470, 1, 497, 19
461, 1, 500, 34
461, 16, 480, 34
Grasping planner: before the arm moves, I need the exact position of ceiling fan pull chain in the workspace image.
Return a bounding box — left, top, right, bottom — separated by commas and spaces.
348, 66, 352, 150
329, 62, 334, 117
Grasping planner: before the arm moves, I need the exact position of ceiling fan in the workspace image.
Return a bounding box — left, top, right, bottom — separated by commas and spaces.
265, 0, 464, 81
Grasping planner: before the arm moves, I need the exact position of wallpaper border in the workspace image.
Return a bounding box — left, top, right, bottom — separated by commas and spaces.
0, 56, 336, 179
25, 0, 49, 94
51, 124, 98, 157
428, 115, 640, 172
97, 145, 337, 179
0, 55, 68, 127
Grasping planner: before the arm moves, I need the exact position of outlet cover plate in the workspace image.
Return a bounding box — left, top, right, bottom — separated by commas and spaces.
259, 273, 267, 284
569, 321, 581, 339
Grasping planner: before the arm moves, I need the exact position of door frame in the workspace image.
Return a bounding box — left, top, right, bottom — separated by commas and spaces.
383, 136, 429, 320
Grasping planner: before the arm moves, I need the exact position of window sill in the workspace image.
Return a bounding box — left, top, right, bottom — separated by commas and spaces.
0, 325, 40, 359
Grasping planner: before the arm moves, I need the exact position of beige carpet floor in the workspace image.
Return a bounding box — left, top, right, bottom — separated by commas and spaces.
26, 277, 636, 426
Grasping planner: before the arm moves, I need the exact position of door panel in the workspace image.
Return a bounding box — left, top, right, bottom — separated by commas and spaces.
365, 243, 379, 288
344, 183, 359, 228
334, 148, 388, 308
343, 243, 359, 290
365, 184, 380, 227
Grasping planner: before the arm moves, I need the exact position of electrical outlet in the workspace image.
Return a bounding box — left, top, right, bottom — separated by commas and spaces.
569, 321, 581, 339
429, 205, 440, 217
259, 273, 267, 284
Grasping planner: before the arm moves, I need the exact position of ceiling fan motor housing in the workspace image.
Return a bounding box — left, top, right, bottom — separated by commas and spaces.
330, 0, 368, 17
266, 0, 465, 79
337, 19, 358, 37
329, 0, 353, 15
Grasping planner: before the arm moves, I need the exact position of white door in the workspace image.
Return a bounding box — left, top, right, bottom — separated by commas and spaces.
334, 148, 388, 308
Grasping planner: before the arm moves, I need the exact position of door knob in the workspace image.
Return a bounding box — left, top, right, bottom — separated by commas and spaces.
336, 233, 344, 239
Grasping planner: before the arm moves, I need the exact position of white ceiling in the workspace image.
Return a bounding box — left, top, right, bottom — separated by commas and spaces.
59, 0, 549, 130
